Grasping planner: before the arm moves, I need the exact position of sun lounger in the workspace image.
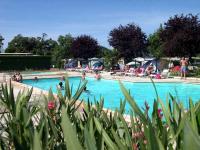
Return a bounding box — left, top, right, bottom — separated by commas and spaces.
125, 72, 135, 77
161, 69, 170, 78
115, 72, 125, 76
66, 68, 75, 71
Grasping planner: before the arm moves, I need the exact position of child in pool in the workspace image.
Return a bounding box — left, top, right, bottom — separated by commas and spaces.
58, 81, 64, 90
82, 72, 86, 80
95, 71, 101, 80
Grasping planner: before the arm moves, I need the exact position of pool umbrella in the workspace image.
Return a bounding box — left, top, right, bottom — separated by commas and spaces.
126, 61, 140, 66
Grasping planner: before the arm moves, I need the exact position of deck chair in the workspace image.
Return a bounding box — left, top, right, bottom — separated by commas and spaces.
161, 69, 170, 78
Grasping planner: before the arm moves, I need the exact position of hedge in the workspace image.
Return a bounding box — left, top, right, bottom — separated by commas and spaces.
0, 55, 51, 71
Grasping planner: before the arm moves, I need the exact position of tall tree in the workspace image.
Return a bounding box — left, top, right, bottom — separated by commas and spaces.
147, 25, 164, 58
0, 34, 4, 53
70, 35, 100, 59
160, 14, 200, 57
108, 23, 147, 63
5, 34, 57, 55
97, 46, 112, 58
35, 33, 57, 55
5, 34, 38, 53
51, 34, 73, 67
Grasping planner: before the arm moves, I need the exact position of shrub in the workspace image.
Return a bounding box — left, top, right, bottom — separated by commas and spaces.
0, 55, 51, 71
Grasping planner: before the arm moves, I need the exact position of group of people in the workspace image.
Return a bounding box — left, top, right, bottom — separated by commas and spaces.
124, 64, 155, 77
12, 72, 23, 82
81, 71, 101, 94
82, 71, 101, 80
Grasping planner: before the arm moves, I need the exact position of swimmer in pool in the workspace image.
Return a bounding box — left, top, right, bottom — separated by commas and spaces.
58, 81, 64, 90
83, 86, 91, 94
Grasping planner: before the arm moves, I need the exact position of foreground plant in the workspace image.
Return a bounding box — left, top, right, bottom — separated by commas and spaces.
0, 79, 200, 150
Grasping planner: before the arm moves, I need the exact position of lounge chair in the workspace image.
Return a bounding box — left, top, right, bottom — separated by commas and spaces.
161, 69, 170, 78
115, 72, 125, 76
82, 65, 93, 73
66, 68, 75, 71
125, 68, 135, 77
135, 68, 146, 77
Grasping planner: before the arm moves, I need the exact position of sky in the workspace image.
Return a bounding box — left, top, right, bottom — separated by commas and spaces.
0, 0, 200, 50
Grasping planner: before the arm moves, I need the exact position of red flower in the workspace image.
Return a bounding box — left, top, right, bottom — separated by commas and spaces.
157, 108, 163, 119
48, 101, 55, 110
172, 66, 181, 72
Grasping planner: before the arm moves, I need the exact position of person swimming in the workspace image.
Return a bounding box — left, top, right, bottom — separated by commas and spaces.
58, 81, 64, 90
61, 76, 65, 81
95, 71, 101, 80
83, 86, 90, 93
34, 76, 38, 82
82, 72, 86, 80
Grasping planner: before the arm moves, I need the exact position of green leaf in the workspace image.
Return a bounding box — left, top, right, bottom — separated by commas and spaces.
111, 128, 128, 150
189, 99, 198, 132
33, 130, 42, 150
183, 120, 200, 150
94, 117, 119, 150
84, 126, 97, 150
117, 111, 132, 148
158, 98, 175, 136
65, 77, 71, 99
119, 81, 147, 123
61, 107, 83, 150
72, 80, 87, 100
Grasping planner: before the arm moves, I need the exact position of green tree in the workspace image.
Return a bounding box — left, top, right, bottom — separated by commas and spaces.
105, 49, 119, 70
147, 25, 164, 58
34, 33, 57, 55
0, 34, 4, 53
5, 34, 38, 53
5, 34, 57, 55
96, 46, 111, 57
51, 34, 73, 68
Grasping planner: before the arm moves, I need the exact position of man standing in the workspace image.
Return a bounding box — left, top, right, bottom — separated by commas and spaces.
180, 57, 188, 79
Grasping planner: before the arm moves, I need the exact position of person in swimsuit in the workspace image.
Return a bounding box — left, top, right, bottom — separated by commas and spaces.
82, 72, 86, 80
58, 81, 64, 90
95, 71, 101, 80
180, 57, 188, 79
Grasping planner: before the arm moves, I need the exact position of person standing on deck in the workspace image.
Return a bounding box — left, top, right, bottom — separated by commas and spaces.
180, 57, 188, 79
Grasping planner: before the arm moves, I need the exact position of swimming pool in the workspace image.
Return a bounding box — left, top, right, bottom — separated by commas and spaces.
23, 77, 200, 113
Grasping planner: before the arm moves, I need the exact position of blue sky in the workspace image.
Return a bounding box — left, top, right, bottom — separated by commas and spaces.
0, 0, 200, 49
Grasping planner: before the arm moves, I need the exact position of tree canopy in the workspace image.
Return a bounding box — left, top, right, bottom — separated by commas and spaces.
5, 34, 57, 55
108, 23, 147, 63
0, 34, 4, 53
51, 34, 73, 67
147, 25, 164, 58
160, 14, 200, 57
5, 34, 38, 53
70, 35, 100, 59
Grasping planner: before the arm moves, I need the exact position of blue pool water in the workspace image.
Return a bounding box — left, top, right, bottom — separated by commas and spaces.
23, 77, 200, 113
